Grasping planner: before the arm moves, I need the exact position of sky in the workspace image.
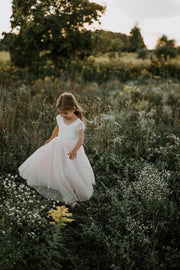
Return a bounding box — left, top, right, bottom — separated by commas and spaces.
0, 0, 180, 49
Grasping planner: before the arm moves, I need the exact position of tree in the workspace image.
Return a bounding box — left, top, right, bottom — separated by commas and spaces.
177, 46, 180, 55
155, 35, 176, 48
91, 30, 128, 55
8, 0, 105, 68
128, 24, 146, 52
0, 33, 16, 51
155, 35, 177, 60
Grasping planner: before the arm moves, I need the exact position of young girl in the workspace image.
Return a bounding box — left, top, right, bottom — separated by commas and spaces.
18, 92, 95, 207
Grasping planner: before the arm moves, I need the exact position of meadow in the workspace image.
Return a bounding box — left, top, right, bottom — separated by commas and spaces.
0, 50, 180, 84
0, 55, 180, 269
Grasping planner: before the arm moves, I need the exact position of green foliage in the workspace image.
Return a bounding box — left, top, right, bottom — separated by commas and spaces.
8, 0, 105, 68
156, 35, 176, 48
137, 48, 148, 59
1, 51, 180, 84
0, 33, 16, 51
0, 78, 180, 269
177, 46, 180, 55
128, 24, 146, 52
91, 30, 129, 55
155, 35, 178, 60
155, 46, 177, 60
0, 174, 72, 270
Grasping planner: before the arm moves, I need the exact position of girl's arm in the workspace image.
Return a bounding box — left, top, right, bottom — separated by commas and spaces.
68, 129, 84, 160
45, 125, 59, 144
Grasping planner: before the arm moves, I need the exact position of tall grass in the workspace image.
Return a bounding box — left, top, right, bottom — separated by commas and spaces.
0, 52, 180, 85
0, 77, 180, 269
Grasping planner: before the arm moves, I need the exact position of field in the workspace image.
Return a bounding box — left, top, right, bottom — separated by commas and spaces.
0, 72, 179, 270
0, 51, 10, 63
1, 50, 180, 85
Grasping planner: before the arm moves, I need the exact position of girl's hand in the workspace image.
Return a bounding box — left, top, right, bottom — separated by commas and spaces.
68, 150, 77, 160
45, 139, 51, 144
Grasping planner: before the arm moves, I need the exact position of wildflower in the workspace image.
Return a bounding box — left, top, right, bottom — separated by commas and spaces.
124, 85, 132, 91
136, 87, 141, 92
28, 200, 33, 203
48, 206, 74, 225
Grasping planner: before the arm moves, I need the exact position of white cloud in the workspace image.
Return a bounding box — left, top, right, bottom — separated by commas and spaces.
143, 15, 180, 47
92, 0, 180, 48
94, 0, 180, 19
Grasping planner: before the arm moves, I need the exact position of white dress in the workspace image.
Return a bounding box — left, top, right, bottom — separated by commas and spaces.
18, 115, 95, 205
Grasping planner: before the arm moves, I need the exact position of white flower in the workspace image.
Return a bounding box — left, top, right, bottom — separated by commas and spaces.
28, 200, 33, 203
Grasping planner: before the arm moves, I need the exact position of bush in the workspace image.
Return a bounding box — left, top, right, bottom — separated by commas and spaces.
155, 46, 177, 60
137, 48, 149, 59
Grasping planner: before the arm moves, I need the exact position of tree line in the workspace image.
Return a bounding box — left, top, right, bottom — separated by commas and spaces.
0, 0, 179, 69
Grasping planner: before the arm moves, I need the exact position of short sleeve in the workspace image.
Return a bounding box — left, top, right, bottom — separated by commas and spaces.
56, 115, 61, 125
76, 121, 85, 131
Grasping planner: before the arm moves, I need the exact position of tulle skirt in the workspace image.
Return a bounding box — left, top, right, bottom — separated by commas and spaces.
18, 137, 95, 205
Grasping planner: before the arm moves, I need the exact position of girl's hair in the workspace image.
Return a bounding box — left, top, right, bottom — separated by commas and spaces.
56, 92, 85, 123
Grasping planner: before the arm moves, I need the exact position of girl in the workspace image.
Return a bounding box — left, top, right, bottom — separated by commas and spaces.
18, 92, 95, 207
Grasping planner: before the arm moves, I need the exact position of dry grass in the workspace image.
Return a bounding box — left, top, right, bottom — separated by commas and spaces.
0, 51, 10, 63
88, 52, 151, 69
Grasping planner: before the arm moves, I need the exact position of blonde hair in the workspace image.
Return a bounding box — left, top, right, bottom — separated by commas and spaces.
56, 92, 85, 123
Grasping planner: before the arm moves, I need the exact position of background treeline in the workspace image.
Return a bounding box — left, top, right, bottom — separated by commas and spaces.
1, 27, 180, 57
0, 0, 180, 82
0, 27, 145, 54
1, 28, 180, 84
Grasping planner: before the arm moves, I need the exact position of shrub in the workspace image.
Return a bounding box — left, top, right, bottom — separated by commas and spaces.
155, 46, 177, 60
137, 48, 149, 59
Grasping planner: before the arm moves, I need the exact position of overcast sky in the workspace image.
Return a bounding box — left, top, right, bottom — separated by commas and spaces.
92, 0, 180, 48
0, 0, 180, 49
